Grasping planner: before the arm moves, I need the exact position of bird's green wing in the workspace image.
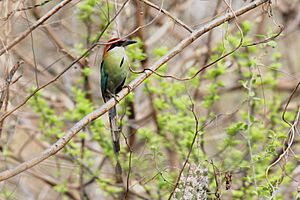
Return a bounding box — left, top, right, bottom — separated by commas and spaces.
100, 60, 108, 101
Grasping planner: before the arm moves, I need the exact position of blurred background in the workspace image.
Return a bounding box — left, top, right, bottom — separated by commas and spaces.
0, 0, 300, 199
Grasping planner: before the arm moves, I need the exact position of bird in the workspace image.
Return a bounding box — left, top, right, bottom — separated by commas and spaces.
100, 38, 136, 154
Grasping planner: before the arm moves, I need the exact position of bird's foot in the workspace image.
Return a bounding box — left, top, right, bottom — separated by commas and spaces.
112, 94, 120, 103
107, 91, 120, 103
122, 85, 132, 92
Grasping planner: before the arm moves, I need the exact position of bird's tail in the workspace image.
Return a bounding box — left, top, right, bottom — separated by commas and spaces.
108, 106, 123, 183
108, 106, 120, 154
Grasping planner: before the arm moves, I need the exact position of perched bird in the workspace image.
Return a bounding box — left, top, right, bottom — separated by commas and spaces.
100, 38, 136, 154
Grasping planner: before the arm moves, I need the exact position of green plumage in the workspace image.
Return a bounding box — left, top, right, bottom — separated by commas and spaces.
101, 47, 128, 99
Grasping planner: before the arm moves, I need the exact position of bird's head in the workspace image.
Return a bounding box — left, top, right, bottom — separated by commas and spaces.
103, 38, 136, 56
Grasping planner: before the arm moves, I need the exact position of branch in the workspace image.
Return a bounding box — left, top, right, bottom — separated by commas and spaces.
0, 0, 73, 56
0, 61, 23, 138
138, 0, 193, 33
0, 0, 269, 181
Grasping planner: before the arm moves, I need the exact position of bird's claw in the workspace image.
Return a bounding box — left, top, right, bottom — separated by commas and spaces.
112, 94, 120, 103
107, 91, 120, 103
122, 85, 132, 92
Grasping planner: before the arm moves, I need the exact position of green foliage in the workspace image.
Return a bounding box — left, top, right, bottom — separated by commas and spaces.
29, 91, 63, 141
152, 46, 168, 58
74, 0, 113, 55
241, 21, 251, 34
64, 87, 94, 121
0, 188, 10, 199
77, 0, 98, 22
96, 178, 123, 198
81, 67, 91, 77
53, 181, 68, 194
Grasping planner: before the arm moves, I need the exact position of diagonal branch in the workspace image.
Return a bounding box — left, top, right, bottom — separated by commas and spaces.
0, 0, 269, 181
0, 0, 73, 56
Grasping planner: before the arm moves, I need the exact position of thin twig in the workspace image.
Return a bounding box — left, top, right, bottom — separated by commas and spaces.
122, 131, 133, 199
210, 160, 221, 199
0, 61, 23, 139
24, 10, 39, 88
138, 0, 193, 33
79, 137, 85, 200
282, 81, 300, 125
246, 65, 258, 193
242, 25, 283, 47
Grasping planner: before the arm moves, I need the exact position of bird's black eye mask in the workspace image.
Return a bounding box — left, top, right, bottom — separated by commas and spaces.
107, 40, 136, 52
107, 41, 124, 52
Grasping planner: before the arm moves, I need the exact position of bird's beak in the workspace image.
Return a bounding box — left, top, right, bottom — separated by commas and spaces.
122, 40, 137, 47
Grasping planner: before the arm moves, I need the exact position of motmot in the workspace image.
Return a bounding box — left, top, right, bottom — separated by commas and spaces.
100, 38, 136, 154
